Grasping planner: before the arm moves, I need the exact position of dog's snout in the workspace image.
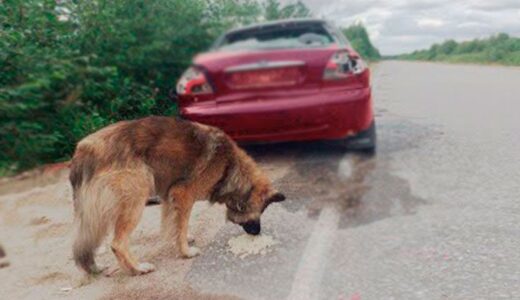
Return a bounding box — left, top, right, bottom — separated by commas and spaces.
241, 220, 261, 235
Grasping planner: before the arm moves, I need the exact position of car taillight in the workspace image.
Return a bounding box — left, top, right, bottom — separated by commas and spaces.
176, 67, 213, 95
323, 51, 367, 80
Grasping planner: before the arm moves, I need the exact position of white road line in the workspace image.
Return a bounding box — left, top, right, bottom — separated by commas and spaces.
287, 155, 352, 300
286, 205, 341, 300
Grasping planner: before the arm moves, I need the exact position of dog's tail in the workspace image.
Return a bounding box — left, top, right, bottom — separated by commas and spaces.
73, 177, 117, 274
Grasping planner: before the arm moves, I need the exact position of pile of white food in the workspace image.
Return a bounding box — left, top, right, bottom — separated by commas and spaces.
227, 234, 279, 259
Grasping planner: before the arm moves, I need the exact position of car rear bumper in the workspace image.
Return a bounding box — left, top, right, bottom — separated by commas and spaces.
180, 87, 373, 142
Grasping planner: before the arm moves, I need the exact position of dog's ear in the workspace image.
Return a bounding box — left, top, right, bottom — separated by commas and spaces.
268, 192, 286, 203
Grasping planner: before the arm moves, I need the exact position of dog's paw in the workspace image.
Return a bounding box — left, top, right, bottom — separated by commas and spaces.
133, 262, 156, 275
182, 246, 201, 258
90, 264, 108, 276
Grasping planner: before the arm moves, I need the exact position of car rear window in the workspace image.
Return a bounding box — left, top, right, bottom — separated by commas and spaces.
216, 23, 335, 51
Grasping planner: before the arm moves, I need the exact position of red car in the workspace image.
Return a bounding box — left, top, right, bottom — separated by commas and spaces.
174, 19, 376, 152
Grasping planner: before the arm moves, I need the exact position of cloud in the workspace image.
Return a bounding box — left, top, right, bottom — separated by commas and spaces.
467, 0, 520, 11
296, 0, 520, 55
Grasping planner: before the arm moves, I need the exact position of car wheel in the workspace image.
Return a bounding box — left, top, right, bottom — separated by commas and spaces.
340, 121, 377, 154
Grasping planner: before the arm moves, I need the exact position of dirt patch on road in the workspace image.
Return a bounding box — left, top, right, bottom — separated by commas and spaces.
0, 162, 70, 196
2, 206, 22, 226
32, 271, 70, 285
0, 164, 240, 299
103, 285, 242, 300
29, 216, 52, 226
33, 223, 71, 242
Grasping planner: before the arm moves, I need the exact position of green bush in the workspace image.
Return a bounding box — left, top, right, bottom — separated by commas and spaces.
0, 0, 317, 173
1, 0, 209, 171
342, 24, 381, 61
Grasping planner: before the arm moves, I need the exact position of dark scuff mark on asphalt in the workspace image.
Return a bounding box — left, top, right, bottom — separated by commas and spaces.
246, 120, 432, 229
335, 156, 428, 229
276, 151, 427, 229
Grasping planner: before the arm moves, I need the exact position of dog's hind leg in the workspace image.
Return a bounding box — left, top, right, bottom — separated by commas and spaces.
109, 171, 156, 276
110, 195, 156, 276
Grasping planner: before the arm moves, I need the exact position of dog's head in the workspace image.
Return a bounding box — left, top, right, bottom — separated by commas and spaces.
210, 147, 286, 235
224, 186, 286, 235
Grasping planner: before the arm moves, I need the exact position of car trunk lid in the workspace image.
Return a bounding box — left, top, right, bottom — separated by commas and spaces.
194, 47, 339, 103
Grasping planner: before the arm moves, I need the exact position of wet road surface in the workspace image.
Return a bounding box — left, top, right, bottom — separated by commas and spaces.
1, 61, 519, 299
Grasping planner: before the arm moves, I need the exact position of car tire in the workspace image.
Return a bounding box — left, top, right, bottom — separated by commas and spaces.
340, 121, 377, 154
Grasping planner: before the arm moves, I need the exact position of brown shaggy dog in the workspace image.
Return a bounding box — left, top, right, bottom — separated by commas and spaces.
70, 116, 285, 276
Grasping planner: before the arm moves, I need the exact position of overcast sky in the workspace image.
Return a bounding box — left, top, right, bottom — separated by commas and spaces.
294, 0, 520, 55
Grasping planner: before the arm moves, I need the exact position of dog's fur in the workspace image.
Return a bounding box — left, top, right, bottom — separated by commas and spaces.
70, 116, 285, 275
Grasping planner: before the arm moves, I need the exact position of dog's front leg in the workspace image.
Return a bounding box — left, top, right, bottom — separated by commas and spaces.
162, 188, 200, 258
176, 198, 200, 258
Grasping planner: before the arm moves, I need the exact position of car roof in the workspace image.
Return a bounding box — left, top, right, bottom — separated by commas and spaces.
225, 18, 330, 35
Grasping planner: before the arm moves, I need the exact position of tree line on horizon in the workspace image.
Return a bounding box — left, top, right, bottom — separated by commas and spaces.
395, 33, 520, 66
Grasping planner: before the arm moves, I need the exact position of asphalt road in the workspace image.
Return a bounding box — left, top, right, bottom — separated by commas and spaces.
185, 61, 520, 300
1, 61, 519, 299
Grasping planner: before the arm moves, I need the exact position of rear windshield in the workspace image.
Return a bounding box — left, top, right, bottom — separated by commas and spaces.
215, 23, 335, 51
